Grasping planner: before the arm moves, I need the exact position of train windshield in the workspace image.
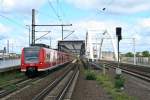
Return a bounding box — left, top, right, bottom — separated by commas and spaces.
24, 47, 40, 63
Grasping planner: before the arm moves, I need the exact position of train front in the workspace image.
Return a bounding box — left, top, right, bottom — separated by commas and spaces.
21, 47, 41, 77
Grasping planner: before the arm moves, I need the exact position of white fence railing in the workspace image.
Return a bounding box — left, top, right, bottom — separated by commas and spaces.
121, 57, 150, 65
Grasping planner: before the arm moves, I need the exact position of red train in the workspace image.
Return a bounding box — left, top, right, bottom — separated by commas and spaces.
21, 45, 73, 77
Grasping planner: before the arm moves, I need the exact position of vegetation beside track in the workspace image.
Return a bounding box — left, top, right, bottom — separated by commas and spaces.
96, 73, 136, 100
84, 69, 137, 100
85, 70, 96, 80
0, 70, 26, 89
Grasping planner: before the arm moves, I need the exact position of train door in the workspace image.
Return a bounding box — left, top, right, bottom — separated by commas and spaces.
62, 53, 63, 63
53, 50, 57, 66
55, 51, 58, 65
57, 52, 59, 64
48, 50, 51, 67
50, 50, 54, 66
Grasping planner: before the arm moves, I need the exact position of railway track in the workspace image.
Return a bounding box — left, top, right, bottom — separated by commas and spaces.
33, 63, 79, 100
0, 73, 49, 98
1, 62, 77, 100
100, 61, 150, 82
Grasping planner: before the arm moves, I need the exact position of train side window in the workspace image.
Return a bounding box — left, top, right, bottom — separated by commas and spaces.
54, 52, 55, 61
62, 55, 63, 62
53, 52, 55, 61
48, 54, 50, 61
46, 54, 48, 61
49, 53, 50, 61
50, 51, 53, 62
58, 53, 61, 62
46, 53, 50, 62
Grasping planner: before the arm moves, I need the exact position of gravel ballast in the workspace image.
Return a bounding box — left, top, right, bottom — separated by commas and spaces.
71, 63, 111, 100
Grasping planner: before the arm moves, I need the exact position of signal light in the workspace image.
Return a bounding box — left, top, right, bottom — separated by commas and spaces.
116, 27, 122, 41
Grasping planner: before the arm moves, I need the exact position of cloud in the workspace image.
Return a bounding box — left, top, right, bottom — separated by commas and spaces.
0, 23, 11, 33
66, 0, 100, 10
71, 19, 127, 36
0, 0, 47, 13
66, 19, 150, 52
0, 23, 29, 52
138, 18, 150, 28
65, 0, 150, 14
0, 23, 12, 40
136, 17, 150, 36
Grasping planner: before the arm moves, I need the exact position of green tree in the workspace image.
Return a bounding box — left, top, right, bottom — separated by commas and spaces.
142, 51, 149, 57
136, 52, 141, 57
125, 52, 134, 57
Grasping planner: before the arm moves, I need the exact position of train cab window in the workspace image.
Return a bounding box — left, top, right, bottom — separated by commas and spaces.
24, 48, 40, 63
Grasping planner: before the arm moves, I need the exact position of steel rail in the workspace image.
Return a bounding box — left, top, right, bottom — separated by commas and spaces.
32, 64, 75, 100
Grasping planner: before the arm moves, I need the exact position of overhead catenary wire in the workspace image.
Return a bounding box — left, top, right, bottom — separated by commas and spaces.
56, 0, 65, 23
0, 0, 31, 30
35, 9, 58, 21
0, 14, 29, 29
0, 0, 4, 11
102, 0, 115, 11
47, 0, 62, 22
56, 0, 59, 16
58, 0, 69, 24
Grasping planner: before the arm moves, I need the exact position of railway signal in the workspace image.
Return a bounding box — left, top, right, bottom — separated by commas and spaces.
115, 27, 124, 89
116, 27, 122, 42
116, 27, 122, 74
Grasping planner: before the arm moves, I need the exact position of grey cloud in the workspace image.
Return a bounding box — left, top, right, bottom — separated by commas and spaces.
66, 0, 150, 14
0, 35, 7, 40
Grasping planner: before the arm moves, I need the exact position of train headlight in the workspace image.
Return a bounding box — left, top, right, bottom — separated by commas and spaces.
40, 62, 43, 64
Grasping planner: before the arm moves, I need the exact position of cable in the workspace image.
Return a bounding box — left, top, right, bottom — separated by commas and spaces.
47, 0, 62, 22
58, 0, 69, 24
63, 30, 75, 39
35, 10, 58, 20
108, 0, 115, 5
0, 1, 30, 30
57, 0, 59, 16
0, 0, 4, 10
100, 0, 115, 11
56, 0, 65, 23
0, 14, 28, 29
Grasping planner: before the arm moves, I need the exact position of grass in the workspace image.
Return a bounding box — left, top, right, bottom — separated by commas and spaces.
96, 73, 137, 100
85, 70, 96, 80
0, 70, 26, 87
114, 75, 125, 89
4, 84, 17, 92
84, 68, 136, 100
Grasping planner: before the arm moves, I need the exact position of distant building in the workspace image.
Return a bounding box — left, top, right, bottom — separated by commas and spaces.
0, 49, 20, 60
0, 49, 6, 60
101, 51, 115, 61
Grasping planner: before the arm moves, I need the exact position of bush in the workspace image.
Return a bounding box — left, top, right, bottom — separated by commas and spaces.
96, 74, 136, 100
115, 75, 125, 89
85, 70, 96, 80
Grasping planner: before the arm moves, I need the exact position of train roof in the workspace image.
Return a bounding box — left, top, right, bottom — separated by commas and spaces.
23, 44, 57, 52
30, 43, 50, 48
24, 44, 70, 54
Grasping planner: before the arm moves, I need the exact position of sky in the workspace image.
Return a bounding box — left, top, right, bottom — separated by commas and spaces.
0, 0, 150, 54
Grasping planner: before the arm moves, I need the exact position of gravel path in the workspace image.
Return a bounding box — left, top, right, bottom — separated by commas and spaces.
71, 64, 111, 100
